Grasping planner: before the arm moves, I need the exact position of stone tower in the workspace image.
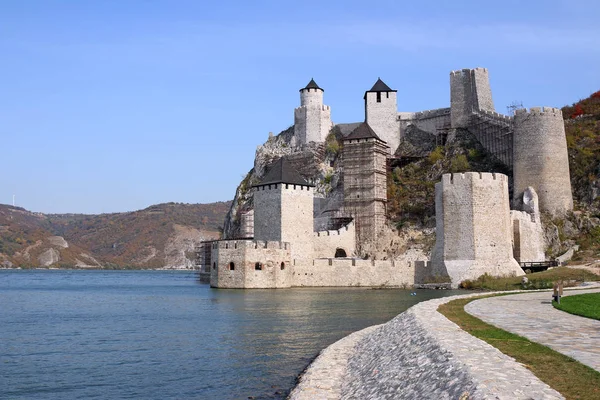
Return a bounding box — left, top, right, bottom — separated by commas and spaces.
364, 78, 399, 154
513, 107, 573, 216
431, 172, 523, 287
252, 157, 314, 262
294, 79, 332, 145
343, 123, 389, 243
450, 68, 495, 128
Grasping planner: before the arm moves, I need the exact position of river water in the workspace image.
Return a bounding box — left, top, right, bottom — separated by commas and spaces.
0, 270, 461, 399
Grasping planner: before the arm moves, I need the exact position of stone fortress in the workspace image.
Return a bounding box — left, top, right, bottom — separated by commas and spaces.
201, 68, 573, 288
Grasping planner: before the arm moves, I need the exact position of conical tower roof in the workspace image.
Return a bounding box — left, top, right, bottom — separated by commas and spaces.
343, 122, 386, 143
253, 157, 313, 187
300, 78, 323, 92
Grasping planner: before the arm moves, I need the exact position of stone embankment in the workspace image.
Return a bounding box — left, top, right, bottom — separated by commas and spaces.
289, 293, 562, 400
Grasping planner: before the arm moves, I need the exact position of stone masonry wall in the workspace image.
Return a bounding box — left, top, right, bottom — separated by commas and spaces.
450, 68, 494, 128
312, 221, 356, 259
253, 184, 283, 242
291, 258, 420, 287
513, 107, 573, 216
209, 240, 292, 288
398, 108, 451, 138
365, 91, 400, 153
473, 67, 494, 112
511, 210, 545, 263
280, 184, 314, 262
432, 172, 523, 287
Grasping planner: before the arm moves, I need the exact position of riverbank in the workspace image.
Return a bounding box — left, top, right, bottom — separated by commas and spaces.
289, 291, 564, 399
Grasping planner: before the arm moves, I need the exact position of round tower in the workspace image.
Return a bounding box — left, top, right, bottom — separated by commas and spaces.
513, 107, 573, 216
294, 79, 332, 145
300, 78, 324, 106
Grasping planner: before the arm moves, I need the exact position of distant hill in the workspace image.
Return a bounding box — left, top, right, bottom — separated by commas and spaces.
0, 201, 230, 269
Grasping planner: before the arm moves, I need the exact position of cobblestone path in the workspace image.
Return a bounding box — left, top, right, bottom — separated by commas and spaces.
465, 286, 600, 373
290, 291, 563, 399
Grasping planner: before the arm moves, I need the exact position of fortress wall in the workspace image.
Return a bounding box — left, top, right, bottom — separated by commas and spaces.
399, 108, 451, 136
432, 172, 523, 287
239, 210, 254, 238
319, 106, 333, 143
513, 107, 573, 216
243, 246, 292, 288
280, 184, 314, 261
471, 173, 514, 260
313, 221, 356, 258
511, 210, 545, 263
365, 91, 400, 153
291, 259, 416, 287
210, 239, 292, 288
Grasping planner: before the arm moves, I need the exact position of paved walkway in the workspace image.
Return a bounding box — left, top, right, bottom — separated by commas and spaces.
290, 292, 563, 399
465, 286, 600, 373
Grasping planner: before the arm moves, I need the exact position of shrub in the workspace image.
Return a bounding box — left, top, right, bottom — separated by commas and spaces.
428, 146, 444, 164
450, 154, 470, 172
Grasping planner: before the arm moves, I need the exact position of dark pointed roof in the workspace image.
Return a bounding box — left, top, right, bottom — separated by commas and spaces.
253, 157, 314, 187
368, 78, 394, 92
300, 78, 323, 92
343, 122, 386, 143
364, 78, 397, 99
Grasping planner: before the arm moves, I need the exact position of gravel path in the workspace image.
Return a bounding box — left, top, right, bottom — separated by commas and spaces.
465, 286, 600, 373
289, 292, 563, 399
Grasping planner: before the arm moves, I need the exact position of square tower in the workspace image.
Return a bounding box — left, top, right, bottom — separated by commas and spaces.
450, 68, 495, 128
364, 78, 399, 154
252, 157, 314, 262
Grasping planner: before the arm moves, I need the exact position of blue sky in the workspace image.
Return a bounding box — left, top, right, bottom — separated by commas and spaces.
1, 0, 599, 214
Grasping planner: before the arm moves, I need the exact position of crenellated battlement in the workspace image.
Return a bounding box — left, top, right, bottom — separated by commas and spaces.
254, 182, 313, 191
476, 109, 513, 123
294, 104, 330, 112
442, 172, 507, 186
314, 223, 352, 237
514, 107, 563, 118
213, 239, 290, 250
450, 67, 488, 76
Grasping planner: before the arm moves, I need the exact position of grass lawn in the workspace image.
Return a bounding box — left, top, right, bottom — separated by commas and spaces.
438, 296, 600, 399
554, 292, 600, 320
459, 267, 600, 291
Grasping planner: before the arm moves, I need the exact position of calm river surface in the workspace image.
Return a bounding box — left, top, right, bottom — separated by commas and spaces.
0, 270, 462, 399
